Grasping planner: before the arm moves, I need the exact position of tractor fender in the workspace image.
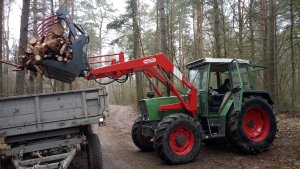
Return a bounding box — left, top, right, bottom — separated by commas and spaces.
243, 90, 274, 105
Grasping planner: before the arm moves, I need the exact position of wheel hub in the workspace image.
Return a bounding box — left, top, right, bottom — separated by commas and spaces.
247, 120, 254, 128
176, 136, 186, 146
242, 107, 270, 142
169, 125, 195, 156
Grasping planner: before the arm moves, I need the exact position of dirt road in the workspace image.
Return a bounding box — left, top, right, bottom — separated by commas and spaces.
93, 105, 300, 169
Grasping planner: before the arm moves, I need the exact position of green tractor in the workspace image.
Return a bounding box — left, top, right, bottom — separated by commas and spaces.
132, 58, 277, 164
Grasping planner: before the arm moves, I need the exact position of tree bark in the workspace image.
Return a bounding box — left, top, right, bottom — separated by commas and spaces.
158, 0, 167, 55
238, 0, 244, 57
16, 0, 30, 95
131, 0, 144, 104
221, 2, 227, 58
193, 0, 204, 60
0, 0, 3, 97
267, 0, 276, 102
249, 0, 255, 61
158, 0, 171, 95
260, 0, 268, 90
290, 0, 295, 108
213, 0, 221, 57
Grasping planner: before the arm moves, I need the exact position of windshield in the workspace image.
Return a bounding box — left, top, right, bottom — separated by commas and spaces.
189, 66, 208, 91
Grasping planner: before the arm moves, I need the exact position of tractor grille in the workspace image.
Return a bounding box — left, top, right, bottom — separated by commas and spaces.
139, 100, 148, 116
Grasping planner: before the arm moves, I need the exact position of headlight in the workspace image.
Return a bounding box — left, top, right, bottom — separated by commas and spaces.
99, 117, 104, 122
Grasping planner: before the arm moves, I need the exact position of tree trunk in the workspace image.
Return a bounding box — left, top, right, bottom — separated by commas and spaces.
238, 0, 244, 57
4, 0, 12, 96
267, 0, 276, 102
16, 0, 30, 95
290, 0, 295, 108
158, 0, 167, 55
158, 0, 170, 95
213, 0, 221, 57
260, 0, 268, 91
0, 0, 3, 97
249, 0, 255, 61
221, 2, 227, 58
193, 0, 204, 60
154, 0, 160, 88
50, 0, 54, 15
178, 9, 183, 70
131, 0, 144, 105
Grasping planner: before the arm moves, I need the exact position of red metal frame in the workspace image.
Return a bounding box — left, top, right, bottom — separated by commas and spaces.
37, 15, 59, 40
85, 52, 198, 117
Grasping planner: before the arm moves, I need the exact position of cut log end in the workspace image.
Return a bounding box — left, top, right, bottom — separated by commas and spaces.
35, 55, 42, 61
57, 56, 63, 62
51, 23, 65, 36
29, 37, 37, 45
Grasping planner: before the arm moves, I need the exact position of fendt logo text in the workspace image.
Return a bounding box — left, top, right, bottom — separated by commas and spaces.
143, 58, 156, 64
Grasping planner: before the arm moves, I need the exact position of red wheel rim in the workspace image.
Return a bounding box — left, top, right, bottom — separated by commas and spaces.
169, 125, 194, 156
242, 107, 270, 142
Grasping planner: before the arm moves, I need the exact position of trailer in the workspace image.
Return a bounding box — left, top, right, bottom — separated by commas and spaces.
0, 88, 107, 169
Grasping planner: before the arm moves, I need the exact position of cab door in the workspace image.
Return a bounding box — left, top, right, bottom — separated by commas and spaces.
188, 64, 210, 117
229, 59, 243, 112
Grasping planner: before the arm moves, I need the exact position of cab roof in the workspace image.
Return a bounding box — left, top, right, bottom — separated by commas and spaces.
186, 58, 250, 72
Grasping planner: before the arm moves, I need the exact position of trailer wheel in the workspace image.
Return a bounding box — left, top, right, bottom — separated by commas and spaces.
132, 117, 154, 151
153, 114, 202, 164
227, 98, 277, 154
86, 133, 103, 169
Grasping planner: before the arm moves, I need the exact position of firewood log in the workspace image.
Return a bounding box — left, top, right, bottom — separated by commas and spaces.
35, 55, 42, 62
20, 21, 76, 75
60, 43, 67, 55
29, 37, 37, 45
57, 56, 63, 62
32, 47, 40, 55
51, 23, 65, 36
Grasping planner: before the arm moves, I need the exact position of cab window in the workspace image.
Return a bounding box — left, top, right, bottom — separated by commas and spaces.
189, 66, 208, 91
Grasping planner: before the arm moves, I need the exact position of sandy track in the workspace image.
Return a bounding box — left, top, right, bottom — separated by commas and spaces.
93, 105, 300, 169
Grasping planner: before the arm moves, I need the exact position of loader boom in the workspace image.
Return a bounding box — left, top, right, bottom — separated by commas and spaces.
85, 52, 198, 117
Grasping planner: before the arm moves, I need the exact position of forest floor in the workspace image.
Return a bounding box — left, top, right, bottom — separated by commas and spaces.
92, 105, 300, 169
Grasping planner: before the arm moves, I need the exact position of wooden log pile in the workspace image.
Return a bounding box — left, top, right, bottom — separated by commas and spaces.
20, 23, 73, 75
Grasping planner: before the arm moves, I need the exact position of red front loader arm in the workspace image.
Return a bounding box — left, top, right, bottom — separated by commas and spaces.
85, 52, 198, 117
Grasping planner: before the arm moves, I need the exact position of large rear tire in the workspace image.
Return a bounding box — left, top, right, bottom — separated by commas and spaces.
227, 98, 277, 154
153, 114, 202, 164
86, 133, 103, 169
131, 117, 154, 151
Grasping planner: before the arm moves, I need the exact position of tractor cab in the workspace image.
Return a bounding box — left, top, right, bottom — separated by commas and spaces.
187, 58, 252, 115
186, 58, 272, 139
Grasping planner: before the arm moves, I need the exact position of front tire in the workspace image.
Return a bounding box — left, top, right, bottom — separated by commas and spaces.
131, 117, 154, 151
227, 98, 277, 154
153, 114, 202, 164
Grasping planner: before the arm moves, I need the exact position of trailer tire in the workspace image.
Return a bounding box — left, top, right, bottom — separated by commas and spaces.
86, 133, 103, 169
153, 114, 202, 164
132, 117, 154, 151
227, 98, 277, 154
